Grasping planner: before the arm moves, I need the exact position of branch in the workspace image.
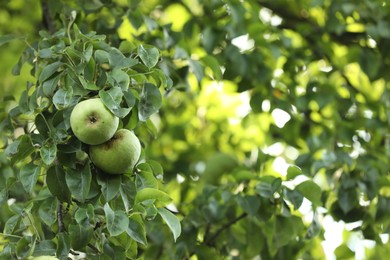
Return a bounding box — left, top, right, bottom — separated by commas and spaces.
57, 203, 64, 232
40, 0, 56, 33
204, 212, 248, 246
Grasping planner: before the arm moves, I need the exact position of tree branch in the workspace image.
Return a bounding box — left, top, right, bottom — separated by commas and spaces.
40, 0, 56, 33
204, 212, 248, 246
57, 203, 64, 232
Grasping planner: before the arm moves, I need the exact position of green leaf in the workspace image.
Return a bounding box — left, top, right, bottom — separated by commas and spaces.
5, 135, 35, 163
99, 87, 131, 118
189, 59, 204, 83
135, 168, 158, 189
46, 165, 72, 202
39, 61, 63, 83
40, 142, 57, 166
157, 208, 181, 242
135, 188, 172, 207
108, 48, 138, 69
104, 203, 129, 236
38, 197, 58, 226
0, 34, 24, 46
286, 165, 302, 180
69, 224, 94, 250
138, 83, 162, 121
16, 235, 35, 259
201, 55, 222, 80
75, 204, 95, 225
53, 87, 73, 110
334, 244, 354, 259
284, 188, 304, 210
138, 45, 159, 69
296, 181, 322, 206
236, 195, 260, 216
19, 163, 41, 193
94, 49, 109, 64
57, 233, 71, 259
42, 74, 61, 96
97, 174, 121, 202
255, 176, 282, 199
338, 187, 358, 214
120, 176, 136, 212
107, 68, 130, 90
65, 164, 92, 203
126, 215, 147, 245
4, 215, 20, 234
34, 240, 57, 256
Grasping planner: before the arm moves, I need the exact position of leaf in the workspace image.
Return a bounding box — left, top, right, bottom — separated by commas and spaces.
138, 83, 162, 121
5, 135, 35, 163
189, 59, 204, 83
42, 74, 61, 96
75, 204, 95, 225
157, 208, 181, 241
255, 176, 282, 199
296, 180, 322, 206
69, 224, 94, 250
201, 55, 222, 80
33, 240, 57, 256
99, 87, 131, 118
126, 215, 147, 245
236, 195, 260, 216
107, 68, 130, 90
53, 88, 73, 110
120, 176, 136, 212
286, 165, 302, 180
284, 188, 304, 210
97, 174, 121, 202
46, 165, 72, 202
65, 164, 92, 203
38, 197, 58, 226
108, 48, 138, 69
94, 49, 109, 64
40, 142, 57, 166
338, 187, 358, 214
0, 34, 24, 46
138, 45, 159, 69
104, 203, 129, 236
39, 61, 63, 83
135, 188, 172, 207
135, 169, 158, 189
4, 215, 20, 234
20, 163, 41, 193
57, 233, 71, 259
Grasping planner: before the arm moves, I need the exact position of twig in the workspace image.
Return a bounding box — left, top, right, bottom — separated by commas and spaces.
57, 203, 64, 232
40, 0, 56, 33
204, 213, 248, 246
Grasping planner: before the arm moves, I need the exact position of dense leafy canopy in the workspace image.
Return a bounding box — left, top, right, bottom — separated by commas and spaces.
1, 0, 389, 259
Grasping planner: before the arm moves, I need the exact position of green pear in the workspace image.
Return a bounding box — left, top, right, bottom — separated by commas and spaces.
70, 98, 119, 145
89, 129, 141, 174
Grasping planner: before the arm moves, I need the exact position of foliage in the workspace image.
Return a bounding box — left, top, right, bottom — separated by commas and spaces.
1, 0, 390, 259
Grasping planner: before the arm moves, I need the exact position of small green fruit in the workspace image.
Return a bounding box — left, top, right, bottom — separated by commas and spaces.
89, 129, 141, 174
70, 98, 119, 145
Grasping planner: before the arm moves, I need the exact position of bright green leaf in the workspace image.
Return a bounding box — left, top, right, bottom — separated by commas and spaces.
138, 83, 162, 121
138, 45, 159, 69
135, 188, 172, 207
157, 208, 181, 241
296, 181, 322, 206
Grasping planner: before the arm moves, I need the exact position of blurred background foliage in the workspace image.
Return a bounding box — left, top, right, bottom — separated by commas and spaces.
1, 0, 390, 259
